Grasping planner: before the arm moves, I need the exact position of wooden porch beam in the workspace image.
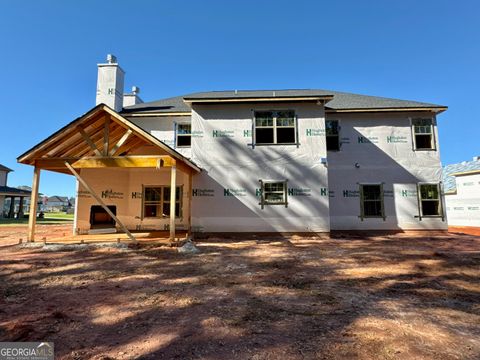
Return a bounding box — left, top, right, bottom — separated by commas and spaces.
27, 167, 40, 242
110, 129, 132, 156
65, 162, 137, 244
78, 127, 102, 157
35, 156, 175, 169
103, 117, 110, 156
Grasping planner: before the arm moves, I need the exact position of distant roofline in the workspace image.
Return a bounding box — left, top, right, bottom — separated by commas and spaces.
449, 169, 480, 177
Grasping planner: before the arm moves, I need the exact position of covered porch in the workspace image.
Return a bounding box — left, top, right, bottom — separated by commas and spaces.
0, 186, 31, 219
17, 104, 201, 244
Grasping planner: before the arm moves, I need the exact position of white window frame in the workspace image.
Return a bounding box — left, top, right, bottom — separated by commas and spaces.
359, 183, 385, 220
417, 182, 444, 220
175, 123, 192, 148
326, 119, 340, 151
258, 179, 288, 209
142, 185, 183, 219
253, 110, 297, 146
410, 117, 436, 151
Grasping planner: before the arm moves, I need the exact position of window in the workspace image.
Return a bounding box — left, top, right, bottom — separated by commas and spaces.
176, 124, 191, 147
259, 180, 288, 209
412, 118, 435, 150
359, 184, 385, 219
326, 120, 340, 151
418, 183, 442, 217
143, 186, 182, 218
254, 111, 296, 145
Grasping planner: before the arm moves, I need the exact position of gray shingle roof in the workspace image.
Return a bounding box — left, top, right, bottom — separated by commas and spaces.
0, 186, 31, 195
443, 158, 480, 193
0, 164, 12, 172
121, 89, 446, 114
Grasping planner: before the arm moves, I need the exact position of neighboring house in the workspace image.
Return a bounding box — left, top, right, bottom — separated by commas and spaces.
17, 55, 448, 238
0, 164, 31, 218
443, 157, 480, 228
45, 196, 71, 212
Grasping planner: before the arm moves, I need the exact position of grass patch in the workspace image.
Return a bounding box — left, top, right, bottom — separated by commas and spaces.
0, 212, 73, 226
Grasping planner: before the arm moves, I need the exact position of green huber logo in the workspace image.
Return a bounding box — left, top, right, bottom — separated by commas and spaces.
400, 189, 417, 197
468, 206, 479, 211
358, 136, 378, 144
387, 135, 408, 143
192, 189, 215, 197
213, 130, 234, 138
224, 188, 247, 196
306, 129, 325, 136
191, 130, 204, 138
288, 188, 312, 196
255, 188, 327, 196
343, 190, 360, 197
244, 130, 252, 137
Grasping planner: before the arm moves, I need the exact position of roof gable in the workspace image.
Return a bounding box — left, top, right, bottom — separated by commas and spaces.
18, 104, 200, 172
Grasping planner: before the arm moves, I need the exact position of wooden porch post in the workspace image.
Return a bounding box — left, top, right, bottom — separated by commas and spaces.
169, 160, 177, 241
27, 167, 41, 242
187, 171, 193, 236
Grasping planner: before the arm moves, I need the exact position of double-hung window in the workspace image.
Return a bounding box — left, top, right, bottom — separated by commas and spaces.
259, 180, 288, 209
418, 183, 442, 217
143, 186, 182, 218
412, 118, 435, 150
359, 184, 385, 220
176, 124, 191, 147
326, 120, 340, 151
254, 111, 296, 145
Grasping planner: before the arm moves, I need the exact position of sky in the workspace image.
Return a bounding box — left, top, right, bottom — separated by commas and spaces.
0, 0, 479, 197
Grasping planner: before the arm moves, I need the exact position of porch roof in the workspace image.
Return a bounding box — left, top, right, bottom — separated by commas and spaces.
0, 186, 31, 197
17, 104, 201, 173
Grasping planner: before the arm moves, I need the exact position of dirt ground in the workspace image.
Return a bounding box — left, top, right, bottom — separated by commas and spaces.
0, 225, 479, 360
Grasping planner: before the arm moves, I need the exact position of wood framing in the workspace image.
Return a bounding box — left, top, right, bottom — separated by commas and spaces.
35, 156, 176, 170
27, 167, 40, 242
18, 105, 200, 243
170, 160, 177, 241
17, 104, 201, 173
65, 162, 137, 243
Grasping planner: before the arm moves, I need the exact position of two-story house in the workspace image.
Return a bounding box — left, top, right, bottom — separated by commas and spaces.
18, 55, 448, 241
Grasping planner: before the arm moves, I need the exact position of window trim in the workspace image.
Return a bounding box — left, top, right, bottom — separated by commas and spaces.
359, 183, 385, 221
258, 179, 288, 209
416, 182, 444, 220
141, 185, 183, 219
326, 119, 341, 152
253, 110, 298, 146
410, 117, 437, 151
175, 122, 192, 148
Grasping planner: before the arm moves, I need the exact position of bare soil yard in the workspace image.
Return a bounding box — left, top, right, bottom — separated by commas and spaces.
0, 226, 479, 359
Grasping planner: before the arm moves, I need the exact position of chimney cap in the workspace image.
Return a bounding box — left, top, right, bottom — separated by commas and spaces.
106, 54, 117, 64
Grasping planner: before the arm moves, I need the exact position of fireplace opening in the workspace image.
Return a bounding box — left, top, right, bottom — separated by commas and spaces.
90, 205, 116, 228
